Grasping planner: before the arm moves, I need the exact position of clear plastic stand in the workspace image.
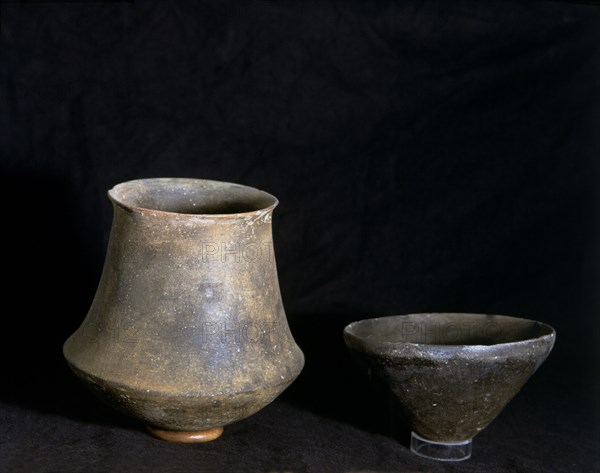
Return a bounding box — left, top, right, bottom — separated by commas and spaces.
410, 431, 472, 461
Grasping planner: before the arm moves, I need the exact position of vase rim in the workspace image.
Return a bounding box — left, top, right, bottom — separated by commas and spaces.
108, 178, 279, 219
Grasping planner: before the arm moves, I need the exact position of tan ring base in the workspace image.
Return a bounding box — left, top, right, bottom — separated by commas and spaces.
147, 426, 224, 443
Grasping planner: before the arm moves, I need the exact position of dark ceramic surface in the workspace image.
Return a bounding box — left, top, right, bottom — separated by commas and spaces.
64, 178, 304, 436
344, 313, 555, 442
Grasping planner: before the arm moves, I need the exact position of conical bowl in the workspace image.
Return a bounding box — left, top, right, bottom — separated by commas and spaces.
343, 313, 555, 461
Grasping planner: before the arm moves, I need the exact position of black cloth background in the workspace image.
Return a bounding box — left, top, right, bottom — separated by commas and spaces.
1, 1, 599, 472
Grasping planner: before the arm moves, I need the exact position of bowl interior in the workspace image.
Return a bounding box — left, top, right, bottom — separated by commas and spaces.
345, 313, 554, 346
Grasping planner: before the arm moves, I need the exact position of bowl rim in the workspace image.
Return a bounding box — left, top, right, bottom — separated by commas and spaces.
343, 312, 556, 351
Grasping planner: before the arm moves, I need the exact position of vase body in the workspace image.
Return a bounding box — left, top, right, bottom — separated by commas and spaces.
64, 178, 304, 437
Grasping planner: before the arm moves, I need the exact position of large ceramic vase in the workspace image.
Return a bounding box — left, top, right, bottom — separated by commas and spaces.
64, 178, 304, 442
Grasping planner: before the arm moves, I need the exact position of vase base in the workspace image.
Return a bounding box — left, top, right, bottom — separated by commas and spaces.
147, 425, 224, 443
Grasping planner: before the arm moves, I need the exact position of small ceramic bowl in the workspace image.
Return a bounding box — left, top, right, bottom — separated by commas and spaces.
343, 313, 555, 461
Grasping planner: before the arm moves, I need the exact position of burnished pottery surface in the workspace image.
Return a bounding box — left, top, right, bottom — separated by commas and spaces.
64, 178, 304, 435
344, 313, 555, 442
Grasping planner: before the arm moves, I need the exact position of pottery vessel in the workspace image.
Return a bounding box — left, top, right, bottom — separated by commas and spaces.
64, 178, 304, 442
344, 313, 555, 461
